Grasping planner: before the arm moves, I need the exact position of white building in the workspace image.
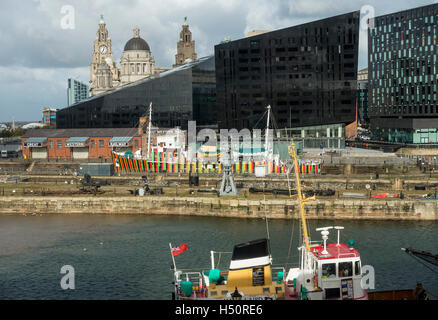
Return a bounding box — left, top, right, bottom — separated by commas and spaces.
120, 27, 156, 84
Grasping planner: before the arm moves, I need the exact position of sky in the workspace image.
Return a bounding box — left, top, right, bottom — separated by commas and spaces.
0, 0, 437, 122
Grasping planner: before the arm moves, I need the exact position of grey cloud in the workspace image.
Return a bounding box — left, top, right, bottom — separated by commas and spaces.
1, 0, 437, 121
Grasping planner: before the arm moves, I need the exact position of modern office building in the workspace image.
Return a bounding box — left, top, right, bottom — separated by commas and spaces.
357, 68, 369, 124
214, 11, 360, 131
368, 3, 438, 143
57, 56, 217, 130
67, 78, 89, 106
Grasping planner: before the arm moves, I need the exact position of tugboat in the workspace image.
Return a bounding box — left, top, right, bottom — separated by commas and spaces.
283, 141, 368, 300
171, 140, 368, 300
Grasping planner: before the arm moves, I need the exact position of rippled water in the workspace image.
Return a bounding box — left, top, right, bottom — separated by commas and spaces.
0, 214, 437, 299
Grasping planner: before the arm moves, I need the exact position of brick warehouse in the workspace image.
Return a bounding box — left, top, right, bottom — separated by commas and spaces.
22, 128, 141, 160
21, 122, 187, 160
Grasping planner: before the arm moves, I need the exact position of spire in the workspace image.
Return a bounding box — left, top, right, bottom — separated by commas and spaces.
133, 26, 140, 38
99, 14, 105, 24
183, 16, 188, 26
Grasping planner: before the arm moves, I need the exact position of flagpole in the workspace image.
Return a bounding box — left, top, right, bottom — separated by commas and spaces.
169, 243, 177, 270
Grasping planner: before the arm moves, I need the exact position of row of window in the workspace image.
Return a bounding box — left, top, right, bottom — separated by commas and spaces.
370, 46, 438, 64
47, 140, 140, 149
49, 139, 105, 149
370, 4, 438, 28
370, 19, 438, 38
369, 105, 438, 115
321, 261, 361, 279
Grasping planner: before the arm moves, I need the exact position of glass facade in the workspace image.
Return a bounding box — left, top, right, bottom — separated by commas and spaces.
57, 56, 216, 130
215, 11, 360, 130
368, 3, 438, 143
67, 79, 89, 107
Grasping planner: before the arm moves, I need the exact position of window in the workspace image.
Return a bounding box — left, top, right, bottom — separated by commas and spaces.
49, 140, 53, 149
57, 140, 62, 149
134, 139, 139, 149
322, 263, 336, 278
91, 140, 95, 148
338, 262, 353, 278
99, 140, 104, 148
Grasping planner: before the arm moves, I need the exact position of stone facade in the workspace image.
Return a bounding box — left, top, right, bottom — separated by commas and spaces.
93, 61, 113, 95
120, 27, 155, 84
89, 15, 120, 95
89, 18, 158, 96
0, 197, 437, 220
89, 17, 198, 96
174, 18, 197, 67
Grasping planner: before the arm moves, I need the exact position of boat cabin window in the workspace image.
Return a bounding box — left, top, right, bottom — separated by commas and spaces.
322, 263, 336, 278
355, 261, 361, 276
338, 262, 353, 278
325, 288, 340, 299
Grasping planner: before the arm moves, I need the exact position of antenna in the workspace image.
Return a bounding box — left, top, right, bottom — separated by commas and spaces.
316, 226, 333, 255
334, 226, 344, 246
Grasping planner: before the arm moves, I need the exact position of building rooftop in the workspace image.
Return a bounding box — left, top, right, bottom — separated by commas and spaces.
22, 128, 141, 138
63, 55, 214, 109
310, 243, 360, 261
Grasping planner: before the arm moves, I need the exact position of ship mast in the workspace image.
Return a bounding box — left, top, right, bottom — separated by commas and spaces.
288, 141, 315, 252
147, 102, 152, 160
265, 105, 271, 161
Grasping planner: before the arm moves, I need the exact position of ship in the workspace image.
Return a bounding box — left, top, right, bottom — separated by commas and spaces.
171, 140, 369, 300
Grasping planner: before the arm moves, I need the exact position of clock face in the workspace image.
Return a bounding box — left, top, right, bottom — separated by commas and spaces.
99, 45, 108, 54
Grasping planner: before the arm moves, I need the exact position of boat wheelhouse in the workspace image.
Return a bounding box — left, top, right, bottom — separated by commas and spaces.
285, 226, 367, 300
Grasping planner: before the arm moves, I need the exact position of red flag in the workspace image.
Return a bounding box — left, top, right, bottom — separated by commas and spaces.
171, 243, 188, 256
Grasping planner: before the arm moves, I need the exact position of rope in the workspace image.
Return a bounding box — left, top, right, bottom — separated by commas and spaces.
216, 252, 222, 269
405, 251, 438, 299
252, 110, 269, 131
285, 166, 296, 268
407, 251, 438, 276
286, 214, 296, 268
262, 178, 270, 241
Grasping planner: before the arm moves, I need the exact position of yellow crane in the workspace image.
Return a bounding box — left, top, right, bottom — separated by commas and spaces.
288, 141, 315, 252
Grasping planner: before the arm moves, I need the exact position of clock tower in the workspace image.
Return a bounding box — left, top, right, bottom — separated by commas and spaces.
90, 15, 120, 96
174, 17, 197, 67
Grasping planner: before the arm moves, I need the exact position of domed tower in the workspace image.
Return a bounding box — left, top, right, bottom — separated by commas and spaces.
120, 27, 155, 84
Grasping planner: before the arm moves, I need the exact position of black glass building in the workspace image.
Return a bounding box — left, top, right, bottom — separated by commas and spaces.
57, 56, 217, 130
368, 3, 438, 143
214, 11, 360, 130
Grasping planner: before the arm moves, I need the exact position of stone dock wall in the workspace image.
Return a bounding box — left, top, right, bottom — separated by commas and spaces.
1, 196, 438, 220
